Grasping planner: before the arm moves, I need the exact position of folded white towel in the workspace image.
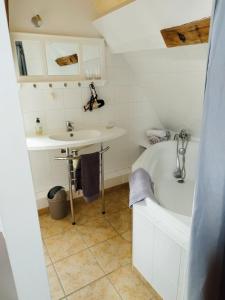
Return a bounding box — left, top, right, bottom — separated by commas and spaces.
146, 129, 167, 138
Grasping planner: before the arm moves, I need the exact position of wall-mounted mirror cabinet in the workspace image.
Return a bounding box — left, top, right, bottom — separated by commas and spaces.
11, 33, 105, 82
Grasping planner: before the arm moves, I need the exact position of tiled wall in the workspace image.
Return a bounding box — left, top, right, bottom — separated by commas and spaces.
19, 44, 207, 208
123, 44, 208, 137
19, 48, 162, 208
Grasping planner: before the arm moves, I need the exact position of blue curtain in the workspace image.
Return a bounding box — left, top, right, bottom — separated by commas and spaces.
188, 1, 225, 299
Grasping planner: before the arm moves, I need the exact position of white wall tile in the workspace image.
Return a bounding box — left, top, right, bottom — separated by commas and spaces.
64, 108, 83, 127
20, 86, 48, 113
46, 109, 65, 133
123, 44, 207, 137
63, 87, 82, 109
45, 89, 64, 110
18, 47, 162, 203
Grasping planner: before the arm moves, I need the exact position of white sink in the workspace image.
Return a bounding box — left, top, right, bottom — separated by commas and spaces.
26, 127, 126, 151
49, 129, 101, 142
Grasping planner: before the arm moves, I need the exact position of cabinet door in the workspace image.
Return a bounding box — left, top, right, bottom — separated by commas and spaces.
14, 39, 45, 76
82, 43, 104, 80
152, 227, 181, 300
11, 33, 106, 82
45, 41, 80, 76
133, 210, 154, 283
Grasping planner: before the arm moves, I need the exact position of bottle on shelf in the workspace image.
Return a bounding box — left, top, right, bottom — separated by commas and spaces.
35, 117, 43, 135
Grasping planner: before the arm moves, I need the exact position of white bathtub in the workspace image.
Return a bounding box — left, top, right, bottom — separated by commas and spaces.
132, 140, 199, 300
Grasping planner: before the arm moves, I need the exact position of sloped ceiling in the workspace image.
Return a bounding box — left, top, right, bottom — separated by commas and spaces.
9, 0, 100, 37
93, 0, 135, 18
94, 0, 212, 52
93, 0, 212, 136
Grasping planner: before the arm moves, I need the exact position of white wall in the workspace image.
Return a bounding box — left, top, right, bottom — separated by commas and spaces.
0, 2, 50, 299
19, 48, 162, 208
9, 0, 162, 208
10, 0, 208, 208
9, 0, 161, 208
0, 232, 18, 300
123, 44, 208, 137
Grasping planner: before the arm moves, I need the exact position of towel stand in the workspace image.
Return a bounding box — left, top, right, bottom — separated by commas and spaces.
55, 144, 110, 225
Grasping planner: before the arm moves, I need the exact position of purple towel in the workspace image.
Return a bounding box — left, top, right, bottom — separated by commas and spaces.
75, 152, 100, 202
129, 168, 157, 208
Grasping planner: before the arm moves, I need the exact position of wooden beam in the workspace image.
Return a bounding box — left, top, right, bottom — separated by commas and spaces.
93, 0, 135, 18
55, 54, 78, 66
161, 17, 210, 48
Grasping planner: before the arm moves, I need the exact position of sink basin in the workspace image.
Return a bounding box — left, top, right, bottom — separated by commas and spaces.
26, 127, 126, 151
49, 129, 101, 142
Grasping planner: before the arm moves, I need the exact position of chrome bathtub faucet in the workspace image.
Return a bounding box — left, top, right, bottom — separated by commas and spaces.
66, 121, 74, 132
173, 129, 190, 183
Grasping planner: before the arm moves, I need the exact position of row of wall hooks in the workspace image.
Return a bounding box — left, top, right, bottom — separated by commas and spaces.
32, 82, 82, 89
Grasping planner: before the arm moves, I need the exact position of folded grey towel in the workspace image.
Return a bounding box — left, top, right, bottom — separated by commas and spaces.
129, 168, 157, 208
75, 152, 100, 203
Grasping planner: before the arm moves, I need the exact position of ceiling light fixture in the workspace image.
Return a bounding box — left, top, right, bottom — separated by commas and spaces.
31, 14, 42, 28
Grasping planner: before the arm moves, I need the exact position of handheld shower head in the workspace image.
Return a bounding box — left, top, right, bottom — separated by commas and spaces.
173, 168, 182, 178
178, 147, 186, 155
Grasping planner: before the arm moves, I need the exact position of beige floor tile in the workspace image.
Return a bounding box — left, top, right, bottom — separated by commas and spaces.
67, 277, 120, 300
43, 244, 52, 266
90, 235, 131, 274
104, 193, 127, 214
74, 194, 127, 224
121, 230, 132, 242
115, 185, 129, 205
74, 199, 104, 224
45, 228, 87, 262
47, 265, 65, 300
76, 217, 117, 247
39, 214, 72, 239
105, 208, 132, 234
54, 249, 104, 295
108, 264, 161, 300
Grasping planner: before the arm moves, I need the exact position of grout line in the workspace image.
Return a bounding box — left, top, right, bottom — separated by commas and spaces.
43, 242, 67, 299
87, 247, 106, 274
47, 230, 120, 265
42, 211, 132, 265
41, 214, 105, 240
62, 262, 131, 299
103, 208, 132, 237
42, 240, 54, 267
43, 236, 67, 298
63, 273, 107, 298
42, 188, 132, 298
106, 275, 123, 300
48, 235, 131, 298
52, 261, 67, 297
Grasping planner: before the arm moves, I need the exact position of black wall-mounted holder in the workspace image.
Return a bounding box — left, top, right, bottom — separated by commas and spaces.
84, 82, 105, 112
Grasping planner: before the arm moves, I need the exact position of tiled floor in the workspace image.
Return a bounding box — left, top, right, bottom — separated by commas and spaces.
39, 184, 161, 300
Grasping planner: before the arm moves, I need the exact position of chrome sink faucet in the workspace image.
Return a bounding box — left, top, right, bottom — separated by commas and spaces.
66, 121, 74, 132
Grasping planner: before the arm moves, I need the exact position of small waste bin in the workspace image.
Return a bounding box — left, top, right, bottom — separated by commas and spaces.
47, 186, 68, 220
